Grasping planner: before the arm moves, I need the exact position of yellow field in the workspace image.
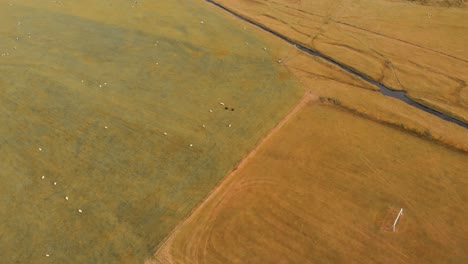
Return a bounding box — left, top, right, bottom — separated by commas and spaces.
206, 0, 468, 151
154, 99, 468, 263
2, 0, 467, 263
211, 0, 468, 123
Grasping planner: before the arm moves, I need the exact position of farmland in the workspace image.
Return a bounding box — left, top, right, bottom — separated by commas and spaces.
1, 0, 467, 263
154, 99, 468, 264
210, 0, 468, 123
0, 0, 302, 262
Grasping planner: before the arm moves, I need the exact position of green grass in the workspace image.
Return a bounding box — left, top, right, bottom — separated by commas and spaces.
0, 1, 302, 262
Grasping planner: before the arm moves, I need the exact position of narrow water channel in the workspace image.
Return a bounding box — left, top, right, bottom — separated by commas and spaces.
206, 0, 468, 129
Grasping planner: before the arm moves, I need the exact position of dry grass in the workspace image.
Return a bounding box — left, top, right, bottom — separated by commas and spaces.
283, 48, 468, 151
154, 100, 468, 263
212, 0, 468, 122
405, 0, 465, 7
2, 0, 467, 262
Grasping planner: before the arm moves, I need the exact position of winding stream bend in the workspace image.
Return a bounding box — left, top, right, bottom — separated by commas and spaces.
206, 0, 468, 129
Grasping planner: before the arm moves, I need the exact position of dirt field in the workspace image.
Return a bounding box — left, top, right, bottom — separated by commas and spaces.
211, 0, 468, 123
154, 98, 468, 264
0, 0, 302, 262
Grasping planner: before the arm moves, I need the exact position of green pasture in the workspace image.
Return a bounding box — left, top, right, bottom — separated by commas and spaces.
0, 0, 301, 262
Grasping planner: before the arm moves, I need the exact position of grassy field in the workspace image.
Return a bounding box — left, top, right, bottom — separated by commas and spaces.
155, 99, 468, 263
2, 0, 467, 263
211, 0, 468, 123
0, 0, 302, 262
206, 0, 468, 151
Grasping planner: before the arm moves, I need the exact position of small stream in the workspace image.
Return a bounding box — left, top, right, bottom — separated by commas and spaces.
206, 0, 467, 129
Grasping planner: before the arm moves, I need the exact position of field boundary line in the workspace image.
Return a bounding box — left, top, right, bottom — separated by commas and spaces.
148, 92, 318, 263
320, 98, 468, 153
